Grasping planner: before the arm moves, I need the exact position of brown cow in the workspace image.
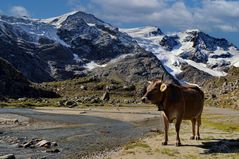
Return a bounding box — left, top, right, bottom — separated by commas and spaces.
142, 79, 204, 146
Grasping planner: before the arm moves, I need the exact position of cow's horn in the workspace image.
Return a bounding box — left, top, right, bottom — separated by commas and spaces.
147, 81, 152, 84
161, 73, 166, 81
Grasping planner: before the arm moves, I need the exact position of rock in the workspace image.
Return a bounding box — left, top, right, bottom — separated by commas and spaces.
90, 98, 101, 104
159, 35, 178, 51
23, 141, 33, 148
105, 85, 117, 91
45, 148, 60, 153
13, 119, 19, 123
123, 85, 136, 91
123, 99, 130, 104
0, 154, 15, 159
211, 94, 217, 99
18, 97, 27, 102
36, 140, 51, 148
101, 92, 110, 101
80, 85, 87, 90
150, 128, 162, 133
51, 142, 58, 147
57, 100, 65, 106
64, 101, 77, 107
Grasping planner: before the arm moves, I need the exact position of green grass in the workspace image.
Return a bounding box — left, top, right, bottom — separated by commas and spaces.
203, 120, 239, 132
156, 148, 178, 156
202, 115, 239, 132
124, 141, 151, 150
183, 154, 200, 159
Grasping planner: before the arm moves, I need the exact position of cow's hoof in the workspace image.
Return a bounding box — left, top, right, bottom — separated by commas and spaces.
195, 136, 201, 140
190, 136, 195, 140
162, 141, 168, 145
175, 142, 181, 147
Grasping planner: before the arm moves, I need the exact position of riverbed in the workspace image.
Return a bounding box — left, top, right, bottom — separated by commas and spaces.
0, 107, 163, 158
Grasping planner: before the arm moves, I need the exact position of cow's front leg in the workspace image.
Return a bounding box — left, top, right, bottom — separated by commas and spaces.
162, 112, 169, 145
175, 118, 182, 146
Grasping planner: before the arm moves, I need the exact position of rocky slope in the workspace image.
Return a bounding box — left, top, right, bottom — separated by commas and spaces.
121, 27, 239, 84
0, 11, 238, 87
0, 12, 145, 83
203, 67, 239, 109
0, 58, 57, 98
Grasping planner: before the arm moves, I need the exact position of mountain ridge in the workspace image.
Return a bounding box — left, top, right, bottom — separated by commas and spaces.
0, 11, 238, 85
121, 26, 239, 80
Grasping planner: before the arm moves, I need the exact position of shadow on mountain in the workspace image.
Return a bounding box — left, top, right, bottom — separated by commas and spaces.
0, 57, 59, 99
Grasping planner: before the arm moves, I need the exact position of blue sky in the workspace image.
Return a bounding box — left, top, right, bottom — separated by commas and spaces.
0, 0, 238, 47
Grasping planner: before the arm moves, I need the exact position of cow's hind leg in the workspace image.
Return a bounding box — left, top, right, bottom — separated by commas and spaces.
175, 118, 182, 146
162, 113, 169, 145
195, 117, 201, 140
190, 119, 196, 140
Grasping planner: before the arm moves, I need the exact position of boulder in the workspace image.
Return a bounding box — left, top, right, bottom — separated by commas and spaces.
0, 154, 15, 159
101, 92, 110, 101
36, 140, 51, 148
64, 101, 77, 107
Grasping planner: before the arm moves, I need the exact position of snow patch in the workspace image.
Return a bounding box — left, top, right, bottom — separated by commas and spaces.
185, 60, 227, 76
108, 54, 134, 64
85, 61, 106, 70
0, 17, 70, 47
122, 26, 239, 78
40, 11, 78, 28
120, 26, 161, 38
234, 61, 239, 67
87, 23, 96, 27
84, 54, 134, 70
73, 54, 82, 63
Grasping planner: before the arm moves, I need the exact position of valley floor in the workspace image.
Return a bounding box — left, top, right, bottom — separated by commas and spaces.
105, 107, 239, 159
0, 106, 238, 159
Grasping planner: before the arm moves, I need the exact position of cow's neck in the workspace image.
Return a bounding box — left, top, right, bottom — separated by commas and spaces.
157, 91, 166, 111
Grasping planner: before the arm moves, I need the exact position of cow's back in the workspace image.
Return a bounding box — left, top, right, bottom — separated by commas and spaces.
181, 85, 204, 119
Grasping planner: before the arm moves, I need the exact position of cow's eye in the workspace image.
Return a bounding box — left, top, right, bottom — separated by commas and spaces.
152, 87, 159, 91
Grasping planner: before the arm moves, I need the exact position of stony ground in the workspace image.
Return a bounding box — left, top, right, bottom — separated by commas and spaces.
105, 107, 239, 159
0, 106, 238, 159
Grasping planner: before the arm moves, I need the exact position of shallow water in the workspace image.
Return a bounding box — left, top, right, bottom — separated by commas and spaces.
0, 108, 163, 158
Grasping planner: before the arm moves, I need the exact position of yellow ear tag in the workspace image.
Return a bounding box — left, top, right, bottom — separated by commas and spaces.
160, 83, 167, 92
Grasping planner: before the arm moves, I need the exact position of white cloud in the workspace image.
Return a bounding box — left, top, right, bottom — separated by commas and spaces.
10, 6, 30, 17
215, 25, 238, 32
68, 0, 239, 32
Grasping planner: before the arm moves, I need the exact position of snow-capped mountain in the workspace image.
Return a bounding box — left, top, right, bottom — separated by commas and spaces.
1, 11, 238, 85
121, 26, 239, 78
0, 11, 148, 82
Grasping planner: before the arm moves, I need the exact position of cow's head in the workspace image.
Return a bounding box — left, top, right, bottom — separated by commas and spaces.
141, 79, 167, 105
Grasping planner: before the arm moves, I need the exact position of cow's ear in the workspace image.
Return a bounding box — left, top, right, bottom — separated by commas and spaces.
147, 81, 152, 84
160, 83, 167, 92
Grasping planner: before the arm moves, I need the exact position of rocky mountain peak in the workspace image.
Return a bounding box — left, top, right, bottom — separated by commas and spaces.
120, 26, 163, 38
183, 29, 235, 51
